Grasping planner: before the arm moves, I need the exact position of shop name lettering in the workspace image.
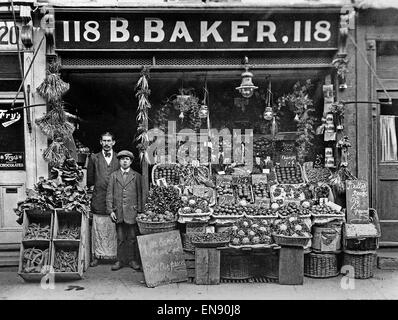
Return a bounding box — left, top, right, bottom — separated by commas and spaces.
60, 18, 332, 44
0, 110, 21, 127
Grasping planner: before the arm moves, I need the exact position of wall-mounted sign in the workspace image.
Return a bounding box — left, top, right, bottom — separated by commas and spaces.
0, 21, 22, 51
55, 12, 339, 51
0, 152, 25, 169
0, 105, 25, 170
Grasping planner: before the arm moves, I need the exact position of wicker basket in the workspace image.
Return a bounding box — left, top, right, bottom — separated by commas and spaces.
136, 219, 177, 235
273, 234, 312, 247
220, 251, 252, 279
304, 252, 340, 278
342, 250, 376, 279
181, 233, 196, 252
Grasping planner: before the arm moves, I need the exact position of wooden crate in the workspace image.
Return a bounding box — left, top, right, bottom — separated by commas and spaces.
279, 246, 304, 285
22, 209, 54, 245
50, 241, 84, 281
18, 241, 51, 282
53, 209, 90, 271
195, 248, 220, 285
184, 251, 196, 281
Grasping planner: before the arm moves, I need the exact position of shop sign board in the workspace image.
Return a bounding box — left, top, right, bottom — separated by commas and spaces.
346, 180, 369, 224
137, 230, 187, 288
55, 12, 339, 51
0, 152, 24, 170
0, 105, 25, 170
0, 21, 22, 50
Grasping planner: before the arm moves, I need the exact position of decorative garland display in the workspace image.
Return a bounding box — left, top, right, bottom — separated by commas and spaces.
36, 59, 74, 166
135, 67, 151, 163
277, 80, 317, 163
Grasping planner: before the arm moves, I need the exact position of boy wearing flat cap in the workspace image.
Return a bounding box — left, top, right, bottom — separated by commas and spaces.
106, 150, 143, 271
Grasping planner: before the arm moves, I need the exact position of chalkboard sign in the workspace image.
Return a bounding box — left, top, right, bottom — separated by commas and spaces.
137, 230, 187, 288
346, 180, 369, 224
280, 155, 297, 167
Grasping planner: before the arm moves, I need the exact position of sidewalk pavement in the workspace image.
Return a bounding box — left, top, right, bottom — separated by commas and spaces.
1, 265, 398, 300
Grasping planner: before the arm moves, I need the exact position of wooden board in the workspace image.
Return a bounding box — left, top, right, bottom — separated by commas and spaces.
137, 230, 188, 288
346, 180, 369, 224
278, 246, 304, 285
195, 248, 220, 285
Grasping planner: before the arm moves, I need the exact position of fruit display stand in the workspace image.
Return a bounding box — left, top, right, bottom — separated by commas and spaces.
18, 209, 53, 282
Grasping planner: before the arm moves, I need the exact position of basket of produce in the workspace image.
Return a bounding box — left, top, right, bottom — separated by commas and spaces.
180, 163, 211, 186
311, 204, 345, 219
234, 184, 255, 204
190, 232, 230, 248
272, 215, 312, 247
211, 204, 244, 220
274, 164, 304, 184
302, 165, 332, 184
342, 250, 376, 279
229, 217, 274, 247
343, 208, 380, 251
244, 206, 278, 220
312, 183, 334, 202
304, 252, 340, 278
178, 195, 213, 222
151, 163, 182, 185
220, 250, 252, 280
137, 185, 182, 234
276, 202, 312, 218
24, 222, 51, 241
270, 184, 306, 203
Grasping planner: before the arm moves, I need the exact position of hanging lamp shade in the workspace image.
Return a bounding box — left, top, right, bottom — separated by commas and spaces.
236, 57, 258, 98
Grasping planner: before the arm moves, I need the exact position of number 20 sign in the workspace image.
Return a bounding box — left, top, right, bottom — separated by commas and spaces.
0, 21, 21, 50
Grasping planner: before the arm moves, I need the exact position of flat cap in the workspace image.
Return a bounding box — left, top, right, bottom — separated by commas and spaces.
117, 150, 134, 160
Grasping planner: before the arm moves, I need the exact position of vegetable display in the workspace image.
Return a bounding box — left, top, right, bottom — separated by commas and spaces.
313, 184, 330, 199
22, 248, 49, 273
235, 184, 254, 203
152, 164, 181, 185
139, 185, 182, 222
179, 195, 210, 214
25, 223, 51, 240
229, 218, 273, 246
275, 165, 304, 184
212, 204, 244, 216
190, 232, 230, 245
57, 225, 80, 240
273, 215, 311, 237
181, 164, 212, 186
243, 205, 277, 217
216, 181, 234, 196
276, 202, 312, 217
271, 184, 305, 202
310, 204, 344, 216
54, 249, 78, 272
252, 182, 269, 199
304, 167, 332, 184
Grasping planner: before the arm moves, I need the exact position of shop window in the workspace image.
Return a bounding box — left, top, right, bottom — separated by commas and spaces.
380, 99, 398, 162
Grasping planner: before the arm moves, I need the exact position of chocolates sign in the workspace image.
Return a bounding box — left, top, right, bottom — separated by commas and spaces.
55, 12, 339, 51
0, 152, 25, 170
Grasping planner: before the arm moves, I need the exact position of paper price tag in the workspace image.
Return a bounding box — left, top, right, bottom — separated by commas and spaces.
218, 171, 226, 175
263, 169, 270, 174
255, 157, 261, 165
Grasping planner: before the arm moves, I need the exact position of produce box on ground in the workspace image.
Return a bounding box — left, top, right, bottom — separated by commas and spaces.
53, 210, 82, 245
312, 224, 342, 252
51, 242, 83, 281
22, 210, 53, 245
18, 242, 51, 282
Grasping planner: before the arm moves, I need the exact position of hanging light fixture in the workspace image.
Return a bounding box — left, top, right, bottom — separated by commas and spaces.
236, 56, 258, 98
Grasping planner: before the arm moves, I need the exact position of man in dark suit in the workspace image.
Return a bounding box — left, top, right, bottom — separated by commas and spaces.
106, 150, 143, 271
87, 132, 120, 267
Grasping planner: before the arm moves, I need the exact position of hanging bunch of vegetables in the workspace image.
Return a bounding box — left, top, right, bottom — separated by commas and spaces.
135, 67, 151, 163
277, 80, 317, 163
36, 59, 75, 166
